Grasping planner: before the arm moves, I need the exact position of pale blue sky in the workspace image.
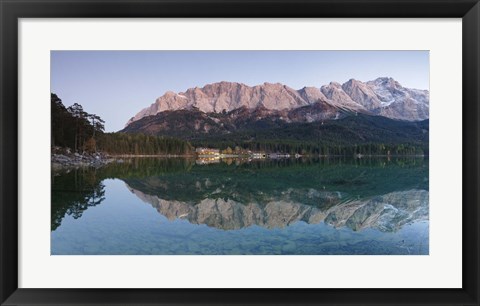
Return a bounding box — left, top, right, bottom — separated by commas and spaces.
51, 51, 429, 132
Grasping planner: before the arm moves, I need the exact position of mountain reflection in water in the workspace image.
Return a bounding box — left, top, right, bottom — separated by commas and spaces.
127, 186, 428, 232
51, 157, 429, 255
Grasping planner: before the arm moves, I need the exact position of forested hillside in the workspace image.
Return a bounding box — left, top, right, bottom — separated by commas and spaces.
51, 93, 193, 155
52, 92, 428, 156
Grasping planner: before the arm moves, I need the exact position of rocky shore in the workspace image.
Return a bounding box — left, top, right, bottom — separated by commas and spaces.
51, 151, 114, 170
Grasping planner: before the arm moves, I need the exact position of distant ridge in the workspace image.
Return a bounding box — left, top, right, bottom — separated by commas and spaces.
125, 77, 429, 127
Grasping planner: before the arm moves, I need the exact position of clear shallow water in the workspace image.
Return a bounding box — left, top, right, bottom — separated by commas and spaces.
51, 157, 429, 255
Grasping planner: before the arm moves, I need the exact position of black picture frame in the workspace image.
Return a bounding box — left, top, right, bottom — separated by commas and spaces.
1, 0, 479, 305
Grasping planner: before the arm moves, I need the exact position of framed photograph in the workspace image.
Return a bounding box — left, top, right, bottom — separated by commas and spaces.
1, 0, 479, 305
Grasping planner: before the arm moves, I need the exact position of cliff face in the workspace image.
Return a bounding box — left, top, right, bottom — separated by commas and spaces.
126, 82, 321, 126
125, 78, 429, 127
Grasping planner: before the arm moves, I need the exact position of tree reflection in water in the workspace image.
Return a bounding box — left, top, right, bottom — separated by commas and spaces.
52, 157, 429, 232
51, 169, 106, 230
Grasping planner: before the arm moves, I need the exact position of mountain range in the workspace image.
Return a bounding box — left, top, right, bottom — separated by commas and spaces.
121, 78, 429, 149
124, 77, 429, 128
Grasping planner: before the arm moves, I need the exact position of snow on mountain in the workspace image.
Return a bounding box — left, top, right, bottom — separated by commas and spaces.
366, 77, 429, 121
125, 78, 429, 127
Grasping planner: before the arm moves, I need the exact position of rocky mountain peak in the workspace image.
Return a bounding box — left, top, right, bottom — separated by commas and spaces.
342, 78, 382, 109
164, 91, 177, 96
369, 77, 401, 91
125, 78, 429, 127
344, 78, 362, 85
328, 81, 342, 88
298, 86, 329, 103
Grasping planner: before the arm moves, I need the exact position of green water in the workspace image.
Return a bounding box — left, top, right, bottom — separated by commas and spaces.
51, 157, 429, 255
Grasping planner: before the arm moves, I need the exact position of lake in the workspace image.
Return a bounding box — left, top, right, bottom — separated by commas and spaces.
51, 157, 429, 255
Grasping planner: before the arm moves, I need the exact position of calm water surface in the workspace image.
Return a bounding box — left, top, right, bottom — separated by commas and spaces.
51, 157, 429, 255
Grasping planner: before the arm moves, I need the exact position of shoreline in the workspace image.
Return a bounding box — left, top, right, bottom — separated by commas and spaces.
51, 152, 115, 170
52, 152, 428, 169
108, 154, 196, 158
51, 153, 428, 172
108, 154, 428, 158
